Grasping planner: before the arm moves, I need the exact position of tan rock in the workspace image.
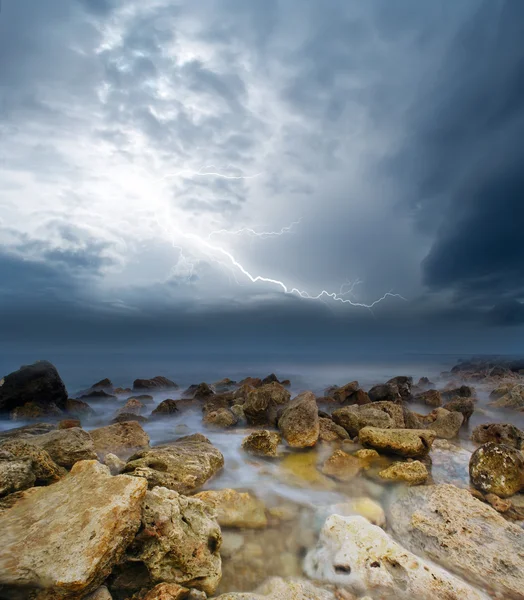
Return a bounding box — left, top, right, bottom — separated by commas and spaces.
0, 439, 64, 483
58, 419, 81, 429
27, 427, 98, 468
194, 489, 267, 529
241, 430, 281, 458
0, 460, 146, 598
105, 452, 126, 475
243, 383, 291, 426
116, 398, 146, 417
0, 452, 36, 497
318, 418, 349, 442
142, 583, 190, 600
90, 421, 150, 459
214, 577, 337, 600
379, 460, 428, 485
278, 391, 319, 448
320, 449, 361, 481
353, 449, 379, 460
359, 427, 436, 458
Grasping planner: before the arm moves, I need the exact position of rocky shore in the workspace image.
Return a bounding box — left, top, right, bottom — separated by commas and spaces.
1, 358, 524, 599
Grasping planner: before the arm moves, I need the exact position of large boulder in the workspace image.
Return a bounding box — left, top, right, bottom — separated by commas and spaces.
423, 408, 464, 439
133, 377, 178, 391
469, 442, 524, 497
65, 398, 95, 417
241, 431, 281, 458
26, 427, 97, 468
359, 427, 435, 457
0, 460, 147, 599
278, 391, 319, 448
388, 483, 524, 599
89, 421, 150, 460
367, 382, 402, 403
304, 515, 487, 600
194, 489, 267, 529
0, 361, 68, 414
126, 487, 221, 595
123, 434, 224, 493
471, 423, 524, 449
243, 383, 291, 426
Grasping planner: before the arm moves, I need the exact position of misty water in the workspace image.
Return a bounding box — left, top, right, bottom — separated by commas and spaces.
2, 352, 524, 596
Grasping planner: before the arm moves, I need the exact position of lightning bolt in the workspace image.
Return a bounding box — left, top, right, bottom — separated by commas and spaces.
207, 218, 302, 239
159, 164, 262, 182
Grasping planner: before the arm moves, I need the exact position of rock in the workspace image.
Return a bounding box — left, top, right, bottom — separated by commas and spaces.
203, 407, 238, 428
315, 498, 386, 528
0, 460, 146, 598
425, 408, 464, 439
91, 378, 113, 390
111, 413, 149, 425
469, 442, 524, 497
84, 586, 113, 600
151, 399, 180, 417
485, 493, 512, 513
489, 385, 524, 409
128, 394, 155, 404
359, 427, 436, 458
353, 449, 379, 460
133, 376, 178, 391
80, 390, 116, 401
105, 452, 126, 475
114, 387, 133, 395
65, 398, 95, 417
0, 451, 36, 497
213, 378, 237, 394
182, 382, 215, 400
58, 419, 81, 429
10, 401, 63, 420
326, 381, 359, 403
116, 398, 146, 417
127, 486, 221, 595
386, 375, 413, 400
90, 421, 150, 460
278, 391, 319, 448
441, 385, 473, 402
214, 578, 337, 600
262, 373, 280, 385
321, 449, 361, 481
244, 383, 291, 426
230, 404, 245, 421
489, 382, 521, 399
0, 422, 56, 440
141, 583, 190, 600
0, 439, 64, 483
413, 389, 442, 407
28, 427, 97, 468
194, 489, 267, 529
388, 483, 524, 599
332, 402, 403, 437
241, 431, 281, 458
238, 377, 263, 388
471, 423, 524, 449
442, 397, 475, 422
417, 376, 435, 388
318, 418, 350, 442
124, 434, 224, 493
379, 460, 428, 485
304, 515, 487, 600
367, 383, 402, 403
0, 360, 68, 414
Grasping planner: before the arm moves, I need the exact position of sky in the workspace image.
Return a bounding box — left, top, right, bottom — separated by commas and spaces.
0, 0, 523, 355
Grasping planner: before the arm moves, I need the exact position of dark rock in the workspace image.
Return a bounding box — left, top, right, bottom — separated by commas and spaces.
262, 373, 279, 385
79, 390, 116, 401
91, 378, 113, 390
0, 423, 57, 441
0, 361, 68, 414
111, 413, 149, 425
127, 394, 154, 404
65, 398, 95, 417
441, 385, 473, 402
213, 378, 237, 393
368, 383, 402, 403
417, 377, 435, 389
58, 419, 81, 429
133, 376, 178, 391
243, 382, 291, 426
471, 423, 524, 449
151, 399, 180, 417
413, 389, 442, 407
182, 382, 215, 400
387, 376, 413, 400
443, 396, 475, 422
10, 401, 63, 421
238, 377, 263, 388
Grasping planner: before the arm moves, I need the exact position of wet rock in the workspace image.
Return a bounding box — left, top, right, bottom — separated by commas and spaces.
28, 427, 97, 468
0, 360, 68, 414
151, 399, 180, 417
320, 449, 361, 481
10, 401, 63, 420
442, 397, 475, 422
183, 383, 215, 400
367, 382, 402, 403
0, 451, 36, 497
278, 391, 319, 448
194, 489, 267, 529
417, 376, 435, 389
214, 578, 337, 600
58, 419, 81, 429
105, 452, 126, 475
489, 385, 524, 409
332, 402, 403, 437
127, 486, 221, 595
80, 390, 117, 401
0, 460, 147, 599
353, 449, 379, 460
318, 418, 350, 442
90, 421, 150, 460
244, 383, 291, 426
413, 389, 442, 407
471, 423, 524, 449
424, 408, 464, 439
91, 378, 113, 391
469, 442, 524, 497
128, 394, 155, 404
0, 422, 56, 440
379, 460, 428, 485
241, 431, 281, 458
489, 382, 521, 400
388, 483, 524, 599
133, 376, 179, 391
359, 427, 436, 457
203, 407, 238, 428
111, 413, 149, 425
124, 434, 224, 493
304, 515, 487, 600
386, 375, 413, 400
0, 439, 64, 483
65, 398, 95, 417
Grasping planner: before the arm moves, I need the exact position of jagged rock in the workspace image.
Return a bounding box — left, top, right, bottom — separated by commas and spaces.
367, 383, 402, 403
489, 385, 524, 409
244, 383, 291, 426
116, 398, 146, 417
133, 376, 178, 391
325, 381, 359, 403
194, 489, 267, 529
320, 449, 361, 481
65, 398, 95, 417
441, 385, 473, 402
469, 442, 524, 497
182, 383, 215, 400
471, 423, 524, 449
90, 421, 150, 460
304, 515, 487, 600
27, 427, 97, 468
0, 361, 68, 414
126, 486, 221, 595
332, 402, 403, 437
0, 451, 36, 497
238, 377, 263, 388
214, 578, 337, 600
203, 407, 238, 428
359, 427, 435, 457
278, 391, 319, 448
442, 397, 475, 422
91, 378, 113, 390
262, 373, 280, 385
105, 453, 126, 475
388, 483, 524, 599
0, 423, 56, 440
213, 378, 237, 394
151, 399, 180, 417
124, 434, 224, 493
413, 389, 442, 407
10, 401, 63, 420
230, 404, 245, 421
379, 460, 428, 485
0, 439, 64, 483
241, 431, 281, 458
0, 460, 147, 599
489, 382, 521, 400
318, 418, 350, 441
424, 408, 464, 439
58, 419, 81, 429
387, 375, 413, 400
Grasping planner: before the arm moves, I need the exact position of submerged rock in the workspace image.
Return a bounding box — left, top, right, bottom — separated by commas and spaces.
203, 407, 238, 429
389, 483, 524, 599
243, 383, 291, 426
304, 515, 487, 600
124, 434, 224, 493
320, 449, 361, 481
10, 401, 63, 420
469, 442, 524, 497
471, 422, 524, 449
90, 421, 150, 460
194, 489, 267, 529
379, 460, 428, 485
278, 391, 319, 448
0, 460, 146, 598
151, 399, 180, 417
65, 398, 95, 417
133, 376, 178, 391
183, 382, 215, 400
318, 418, 350, 442
241, 431, 281, 458
27, 427, 97, 468
359, 427, 435, 457
127, 486, 221, 595
111, 413, 148, 425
